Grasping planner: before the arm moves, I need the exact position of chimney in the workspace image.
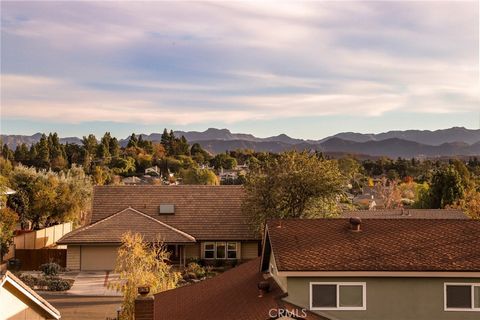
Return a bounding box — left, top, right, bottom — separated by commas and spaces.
258, 280, 271, 297
349, 217, 362, 232
135, 286, 155, 320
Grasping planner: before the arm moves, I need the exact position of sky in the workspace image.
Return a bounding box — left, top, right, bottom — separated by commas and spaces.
1, 1, 479, 140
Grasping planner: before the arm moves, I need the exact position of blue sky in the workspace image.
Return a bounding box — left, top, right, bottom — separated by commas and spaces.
1, 1, 478, 140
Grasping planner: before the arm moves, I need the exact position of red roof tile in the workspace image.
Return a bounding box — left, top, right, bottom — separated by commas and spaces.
340, 209, 468, 219
153, 258, 327, 320
266, 219, 480, 272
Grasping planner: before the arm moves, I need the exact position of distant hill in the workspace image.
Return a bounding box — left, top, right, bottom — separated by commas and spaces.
328, 127, 480, 145
2, 127, 480, 158
0, 133, 82, 149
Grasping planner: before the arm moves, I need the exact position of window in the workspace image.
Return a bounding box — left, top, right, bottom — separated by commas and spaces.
444, 283, 480, 311
204, 242, 215, 259
310, 282, 366, 310
216, 242, 226, 259
227, 242, 237, 259
203, 242, 238, 259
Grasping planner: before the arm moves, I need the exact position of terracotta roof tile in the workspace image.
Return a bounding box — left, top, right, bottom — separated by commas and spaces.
58, 207, 196, 244
266, 219, 480, 272
88, 185, 257, 241
153, 257, 327, 320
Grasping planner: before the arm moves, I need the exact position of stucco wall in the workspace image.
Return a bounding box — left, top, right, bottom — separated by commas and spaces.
284, 276, 480, 320
0, 282, 47, 320
184, 243, 200, 260
66, 246, 81, 271
241, 241, 259, 260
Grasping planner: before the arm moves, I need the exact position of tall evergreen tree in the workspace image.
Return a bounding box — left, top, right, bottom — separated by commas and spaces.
127, 133, 138, 148
36, 134, 50, 168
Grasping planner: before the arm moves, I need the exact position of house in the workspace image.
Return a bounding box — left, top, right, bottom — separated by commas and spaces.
134, 257, 327, 320
340, 208, 469, 219
0, 271, 61, 320
260, 218, 480, 320
57, 185, 260, 271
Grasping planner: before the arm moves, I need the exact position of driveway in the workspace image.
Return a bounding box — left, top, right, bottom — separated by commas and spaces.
67, 271, 121, 296
40, 294, 122, 320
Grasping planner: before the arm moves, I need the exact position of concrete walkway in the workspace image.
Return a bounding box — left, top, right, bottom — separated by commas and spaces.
67, 271, 121, 296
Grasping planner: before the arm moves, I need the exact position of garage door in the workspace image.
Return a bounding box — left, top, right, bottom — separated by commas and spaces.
81, 246, 119, 271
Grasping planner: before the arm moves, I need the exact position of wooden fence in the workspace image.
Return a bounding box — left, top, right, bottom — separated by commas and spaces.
15, 249, 67, 271
14, 222, 72, 249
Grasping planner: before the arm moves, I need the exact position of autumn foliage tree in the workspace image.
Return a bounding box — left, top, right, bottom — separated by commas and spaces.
109, 232, 181, 320
242, 151, 344, 233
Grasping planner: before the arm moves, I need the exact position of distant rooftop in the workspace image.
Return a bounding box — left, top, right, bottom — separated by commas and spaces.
340, 208, 468, 219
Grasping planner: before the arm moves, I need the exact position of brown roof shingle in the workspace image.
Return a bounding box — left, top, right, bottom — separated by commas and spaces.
340, 209, 468, 219
153, 257, 327, 320
87, 185, 257, 241
58, 207, 196, 244
266, 219, 480, 272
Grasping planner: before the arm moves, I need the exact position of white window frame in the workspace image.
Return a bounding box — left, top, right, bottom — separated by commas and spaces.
203, 242, 216, 260
310, 282, 367, 311
444, 283, 480, 312
226, 242, 238, 259
203, 242, 238, 260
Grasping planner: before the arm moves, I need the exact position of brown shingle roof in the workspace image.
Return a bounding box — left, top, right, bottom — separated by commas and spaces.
266, 219, 480, 272
340, 209, 468, 219
58, 207, 196, 244
87, 185, 257, 241
153, 257, 327, 320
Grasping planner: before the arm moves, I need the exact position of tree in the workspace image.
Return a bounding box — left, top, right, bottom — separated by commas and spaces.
14, 144, 29, 164
428, 165, 464, 208
7, 190, 30, 229
0, 208, 18, 261
180, 168, 219, 185
127, 133, 138, 148
1, 144, 14, 162
210, 153, 237, 170
35, 134, 50, 168
109, 232, 181, 320
242, 151, 344, 233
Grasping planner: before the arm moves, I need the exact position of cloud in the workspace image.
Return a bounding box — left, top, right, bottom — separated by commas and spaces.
1, 1, 478, 127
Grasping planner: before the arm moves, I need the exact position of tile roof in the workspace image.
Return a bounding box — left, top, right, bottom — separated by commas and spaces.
88, 185, 257, 241
266, 218, 480, 272
1, 271, 61, 319
58, 207, 196, 244
153, 257, 327, 320
340, 208, 468, 219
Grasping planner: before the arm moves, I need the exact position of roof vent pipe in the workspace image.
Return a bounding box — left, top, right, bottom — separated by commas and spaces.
349, 217, 362, 232
258, 281, 270, 297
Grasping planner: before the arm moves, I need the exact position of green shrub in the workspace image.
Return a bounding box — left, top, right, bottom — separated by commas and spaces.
39, 262, 62, 276
18, 274, 38, 288
184, 262, 206, 279
46, 278, 72, 291
18, 273, 72, 291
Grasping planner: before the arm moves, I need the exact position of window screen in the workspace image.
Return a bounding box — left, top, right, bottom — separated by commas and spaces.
339, 285, 363, 307
312, 284, 337, 308
446, 285, 472, 309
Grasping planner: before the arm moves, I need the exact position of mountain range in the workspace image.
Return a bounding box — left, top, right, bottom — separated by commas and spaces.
2, 127, 480, 158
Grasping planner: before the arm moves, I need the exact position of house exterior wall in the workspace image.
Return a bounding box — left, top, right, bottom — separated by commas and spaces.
80, 245, 119, 271
240, 241, 259, 260
268, 251, 287, 292
184, 243, 200, 260
0, 282, 47, 320
66, 246, 81, 271
283, 276, 480, 320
